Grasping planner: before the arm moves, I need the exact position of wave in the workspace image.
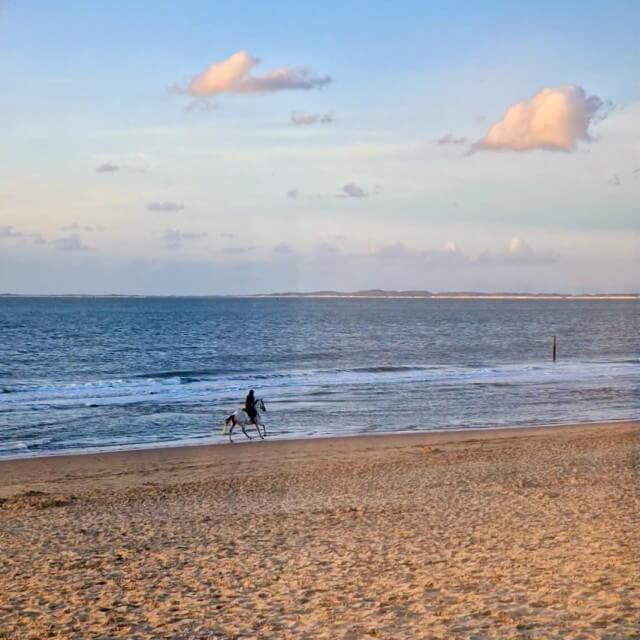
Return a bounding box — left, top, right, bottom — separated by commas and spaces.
0, 437, 52, 452
1, 359, 637, 417
131, 368, 228, 381
0, 441, 28, 451
345, 365, 433, 374
1, 358, 637, 459
471, 381, 516, 387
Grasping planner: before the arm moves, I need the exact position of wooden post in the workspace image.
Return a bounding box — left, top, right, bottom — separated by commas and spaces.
552, 335, 557, 362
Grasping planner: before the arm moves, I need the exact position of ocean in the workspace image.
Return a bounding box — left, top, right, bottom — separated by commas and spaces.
0, 297, 638, 459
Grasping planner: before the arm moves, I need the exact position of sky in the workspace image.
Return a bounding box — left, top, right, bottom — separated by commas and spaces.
0, 1, 639, 294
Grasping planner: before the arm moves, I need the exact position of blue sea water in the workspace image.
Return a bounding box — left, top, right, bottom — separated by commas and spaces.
0, 297, 638, 459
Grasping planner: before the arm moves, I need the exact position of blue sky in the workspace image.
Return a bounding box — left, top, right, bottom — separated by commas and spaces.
1, 1, 639, 293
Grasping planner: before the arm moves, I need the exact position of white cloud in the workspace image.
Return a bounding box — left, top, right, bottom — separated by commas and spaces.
0, 225, 24, 239
178, 51, 331, 98
339, 183, 368, 199
96, 162, 120, 173
185, 99, 218, 113
147, 201, 185, 213
351, 238, 555, 269
475, 237, 556, 265
55, 234, 90, 252
290, 112, 334, 126
95, 154, 149, 173
508, 236, 528, 255
473, 86, 607, 153
0, 225, 46, 244
222, 245, 256, 255
274, 243, 294, 254
435, 134, 467, 145
287, 184, 372, 200
163, 229, 208, 249
61, 223, 103, 232
360, 238, 558, 270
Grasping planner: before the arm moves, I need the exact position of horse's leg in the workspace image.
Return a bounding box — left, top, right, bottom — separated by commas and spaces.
255, 420, 264, 440
241, 423, 252, 440
228, 420, 235, 443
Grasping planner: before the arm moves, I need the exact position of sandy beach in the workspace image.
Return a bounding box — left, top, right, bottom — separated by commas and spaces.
1, 421, 639, 639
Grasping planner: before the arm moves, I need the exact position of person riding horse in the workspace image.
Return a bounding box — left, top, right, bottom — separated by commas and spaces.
224, 391, 266, 442
244, 389, 258, 426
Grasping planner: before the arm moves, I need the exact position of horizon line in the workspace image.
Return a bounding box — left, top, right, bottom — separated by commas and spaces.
1, 290, 639, 300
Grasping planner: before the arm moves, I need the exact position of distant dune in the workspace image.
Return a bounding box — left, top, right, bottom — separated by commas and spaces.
248, 290, 640, 300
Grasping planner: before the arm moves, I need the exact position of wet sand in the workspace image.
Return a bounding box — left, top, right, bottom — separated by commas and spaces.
1, 421, 639, 639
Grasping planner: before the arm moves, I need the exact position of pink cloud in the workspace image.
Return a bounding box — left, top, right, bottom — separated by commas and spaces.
473, 86, 606, 153
180, 51, 331, 98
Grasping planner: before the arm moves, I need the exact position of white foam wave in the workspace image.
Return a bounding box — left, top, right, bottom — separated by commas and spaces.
1, 360, 636, 416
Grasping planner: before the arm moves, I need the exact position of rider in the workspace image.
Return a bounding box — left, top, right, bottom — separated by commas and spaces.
244, 389, 258, 426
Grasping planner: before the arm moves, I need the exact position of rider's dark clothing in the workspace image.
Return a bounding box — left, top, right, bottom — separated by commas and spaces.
244, 392, 257, 422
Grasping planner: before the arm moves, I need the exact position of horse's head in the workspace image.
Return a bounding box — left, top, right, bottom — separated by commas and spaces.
257, 397, 266, 412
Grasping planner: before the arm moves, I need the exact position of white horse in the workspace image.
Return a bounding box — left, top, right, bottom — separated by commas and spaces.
222, 397, 267, 443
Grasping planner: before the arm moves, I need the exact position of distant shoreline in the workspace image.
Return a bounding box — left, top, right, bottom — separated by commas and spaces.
1, 291, 639, 300
245, 293, 640, 300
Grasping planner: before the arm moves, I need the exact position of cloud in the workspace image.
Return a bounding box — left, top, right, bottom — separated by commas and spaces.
472, 86, 607, 153
177, 51, 331, 99
185, 99, 218, 113
0, 225, 46, 244
96, 162, 120, 173
220, 232, 238, 239
508, 236, 528, 255
339, 183, 368, 199
361, 238, 557, 269
368, 243, 423, 260
163, 229, 208, 249
608, 175, 621, 186
147, 201, 185, 213
359, 237, 556, 268
55, 234, 90, 252
222, 245, 256, 255
0, 225, 24, 239
61, 223, 103, 232
290, 112, 334, 126
443, 241, 459, 253
475, 237, 557, 265
363, 243, 467, 264
435, 134, 467, 145
288, 184, 373, 200
274, 243, 294, 254
96, 154, 149, 173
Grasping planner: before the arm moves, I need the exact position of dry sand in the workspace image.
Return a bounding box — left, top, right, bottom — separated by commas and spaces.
1, 422, 639, 639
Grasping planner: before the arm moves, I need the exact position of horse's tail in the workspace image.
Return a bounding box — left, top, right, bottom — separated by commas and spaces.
222, 414, 234, 435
